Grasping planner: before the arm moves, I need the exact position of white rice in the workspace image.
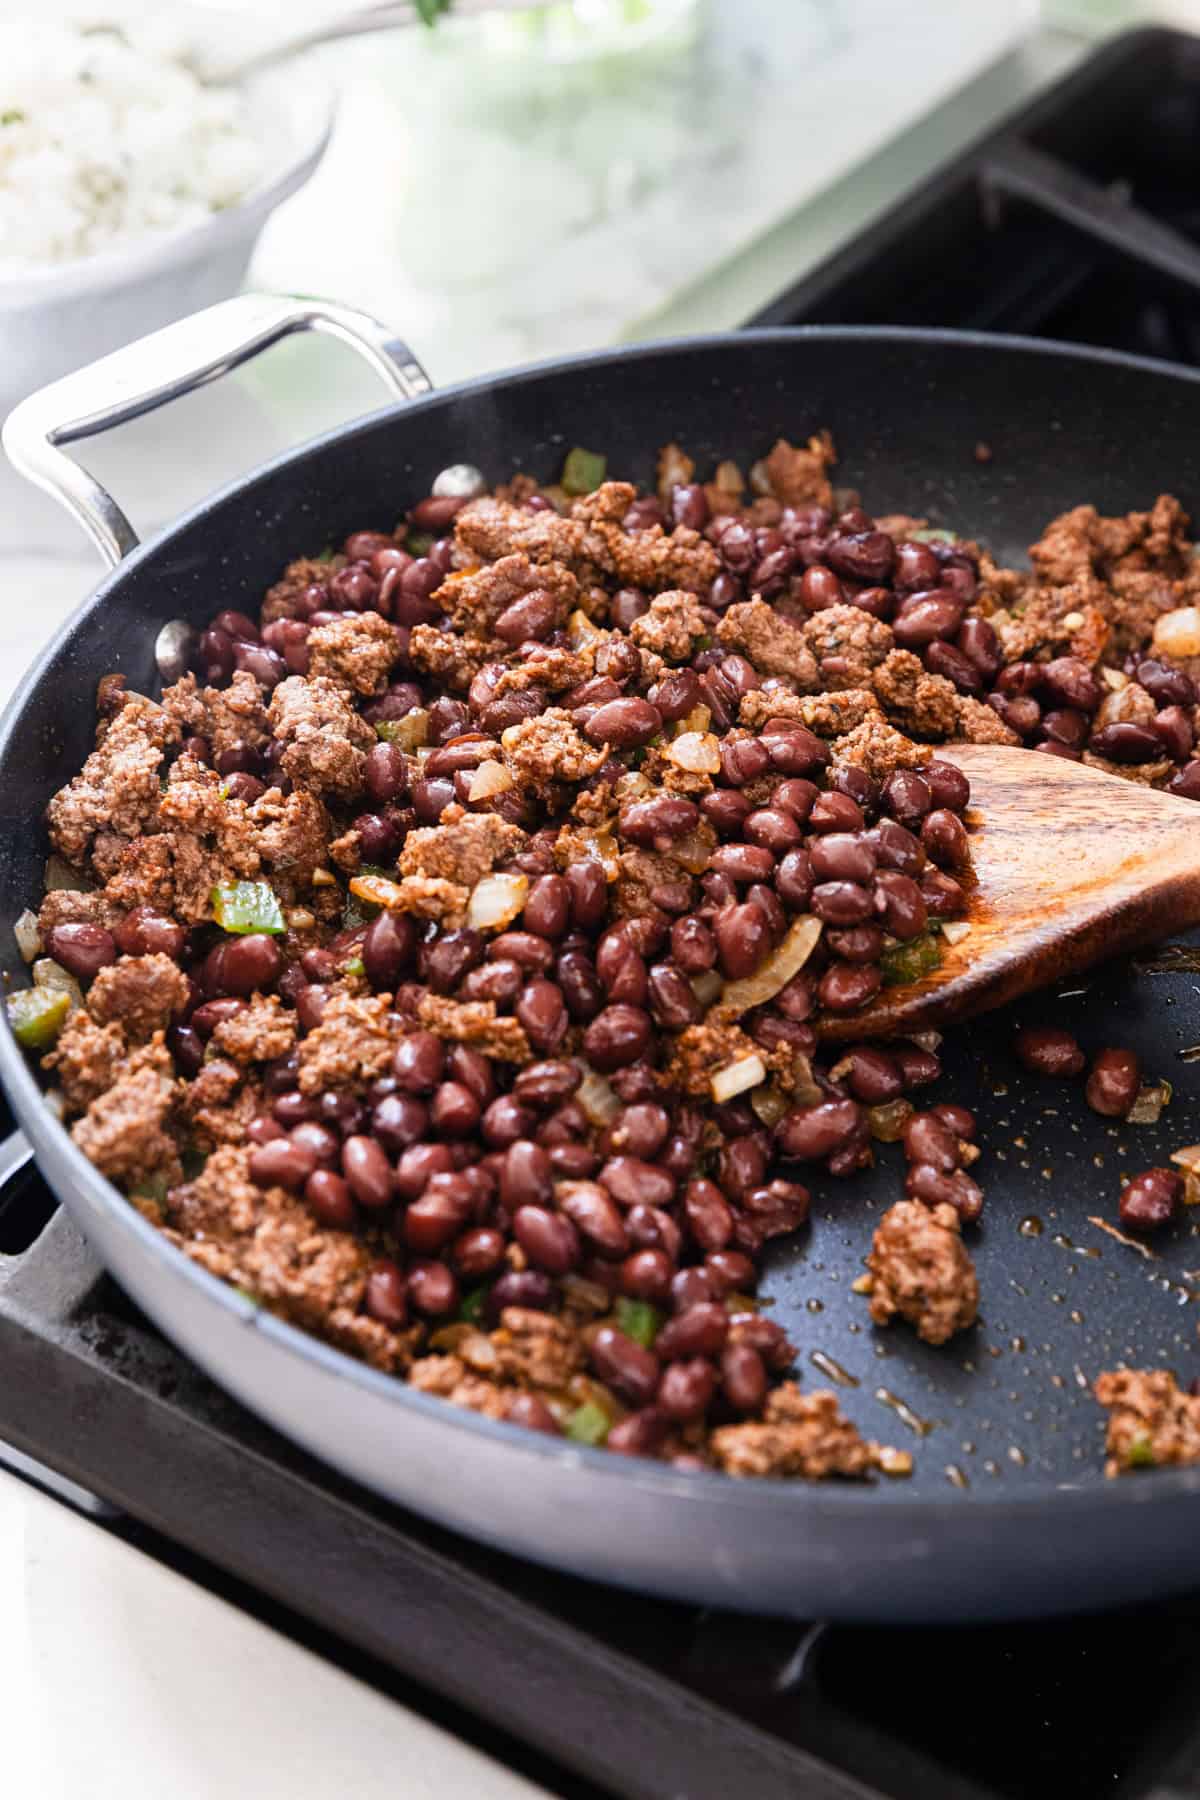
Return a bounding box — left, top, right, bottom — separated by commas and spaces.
0, 21, 269, 273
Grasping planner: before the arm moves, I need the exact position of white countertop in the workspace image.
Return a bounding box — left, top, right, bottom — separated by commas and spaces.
0, 5, 1139, 1795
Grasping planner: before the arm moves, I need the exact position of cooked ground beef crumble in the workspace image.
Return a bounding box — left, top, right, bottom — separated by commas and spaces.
15, 435, 1200, 1480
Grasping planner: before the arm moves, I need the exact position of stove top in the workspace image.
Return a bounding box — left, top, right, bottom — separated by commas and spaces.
10, 25, 1200, 1800
4, 1156, 1200, 1800
749, 25, 1200, 371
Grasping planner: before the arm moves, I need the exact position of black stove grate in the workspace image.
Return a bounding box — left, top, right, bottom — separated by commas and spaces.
749, 26, 1200, 371
11, 27, 1200, 1800
3, 1172, 1200, 1800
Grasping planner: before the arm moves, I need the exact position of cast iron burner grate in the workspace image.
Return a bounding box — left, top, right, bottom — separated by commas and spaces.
749, 26, 1200, 370
9, 28, 1200, 1800
2, 1137, 1200, 1800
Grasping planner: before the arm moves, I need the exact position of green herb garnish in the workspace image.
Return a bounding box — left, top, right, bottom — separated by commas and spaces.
565, 1400, 610, 1446
6, 987, 69, 1050
561, 446, 607, 496
414, 0, 452, 22
405, 530, 434, 558
342, 955, 366, 977
614, 1297, 662, 1349
1, 109, 25, 126
880, 931, 944, 989
211, 880, 285, 936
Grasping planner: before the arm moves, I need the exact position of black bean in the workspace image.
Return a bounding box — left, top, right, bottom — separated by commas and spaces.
1119, 1168, 1182, 1232
619, 1249, 674, 1303
619, 795, 700, 849
808, 790, 863, 834
1154, 705, 1194, 761
1090, 722, 1163, 764
812, 880, 874, 926
364, 741, 408, 804
875, 869, 934, 941
714, 902, 771, 978
921, 808, 970, 871
516, 978, 568, 1053
824, 924, 884, 964
600, 1156, 676, 1209
44, 922, 117, 981
362, 911, 416, 989
452, 1227, 507, 1278
906, 1163, 983, 1224
903, 1111, 962, 1171
1014, 1025, 1085, 1078
646, 962, 701, 1029
818, 961, 881, 1012
219, 933, 282, 996
407, 1260, 459, 1317
775, 848, 814, 911
394, 1141, 455, 1200
372, 1092, 429, 1152
720, 1343, 767, 1413
1041, 656, 1103, 711
365, 1260, 407, 1327
583, 697, 663, 748
340, 1135, 394, 1209
113, 907, 186, 960
843, 1045, 904, 1103
500, 1139, 554, 1212
776, 1099, 862, 1160
880, 769, 932, 827
249, 1138, 316, 1192
810, 832, 875, 883
1086, 1047, 1140, 1118
393, 1030, 445, 1092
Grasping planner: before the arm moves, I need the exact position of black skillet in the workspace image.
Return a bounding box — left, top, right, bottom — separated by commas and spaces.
1, 295, 1198, 1622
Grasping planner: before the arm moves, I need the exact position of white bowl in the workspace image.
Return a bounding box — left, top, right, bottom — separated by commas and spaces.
0, 52, 334, 416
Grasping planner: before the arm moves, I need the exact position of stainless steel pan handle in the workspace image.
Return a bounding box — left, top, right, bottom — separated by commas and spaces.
0, 294, 431, 1193
1, 292, 433, 568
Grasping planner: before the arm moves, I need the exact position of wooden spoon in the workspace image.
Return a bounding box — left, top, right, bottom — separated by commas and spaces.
819, 743, 1200, 1041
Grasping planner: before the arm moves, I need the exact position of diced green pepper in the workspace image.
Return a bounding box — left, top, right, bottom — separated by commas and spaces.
6, 986, 69, 1050
374, 721, 405, 743
405, 530, 434, 558
459, 1284, 490, 1326
342, 955, 366, 977
880, 931, 944, 989
615, 1297, 662, 1349
313, 545, 336, 564
561, 446, 607, 496
566, 1400, 611, 1446
912, 527, 958, 544
211, 880, 285, 936
1127, 1431, 1157, 1469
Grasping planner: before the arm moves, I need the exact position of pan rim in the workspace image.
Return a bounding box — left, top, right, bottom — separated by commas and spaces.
6, 321, 1200, 1523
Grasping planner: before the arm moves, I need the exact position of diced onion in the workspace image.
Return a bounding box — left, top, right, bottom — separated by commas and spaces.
750, 1083, 789, 1127
568, 610, 605, 651
1170, 1144, 1200, 1175
44, 854, 92, 893
1128, 1080, 1171, 1126
689, 970, 723, 1009
867, 1098, 915, 1143
14, 909, 42, 963
350, 874, 405, 909
711, 1054, 767, 1103
575, 1065, 622, 1126
287, 907, 316, 932
941, 921, 971, 946
1100, 667, 1128, 691
908, 1030, 943, 1053
310, 867, 337, 888
718, 915, 823, 1015
671, 704, 712, 737
1153, 606, 1200, 659
560, 1273, 612, 1315
671, 827, 716, 875
668, 731, 721, 774
31, 957, 83, 1015
467, 871, 529, 931
467, 759, 514, 801
390, 708, 430, 751
877, 1447, 914, 1477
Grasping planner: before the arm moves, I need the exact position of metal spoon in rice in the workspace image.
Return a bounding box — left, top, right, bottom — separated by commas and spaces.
187, 0, 547, 88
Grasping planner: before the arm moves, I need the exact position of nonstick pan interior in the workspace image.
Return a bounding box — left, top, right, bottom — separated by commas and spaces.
3, 329, 1200, 1608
